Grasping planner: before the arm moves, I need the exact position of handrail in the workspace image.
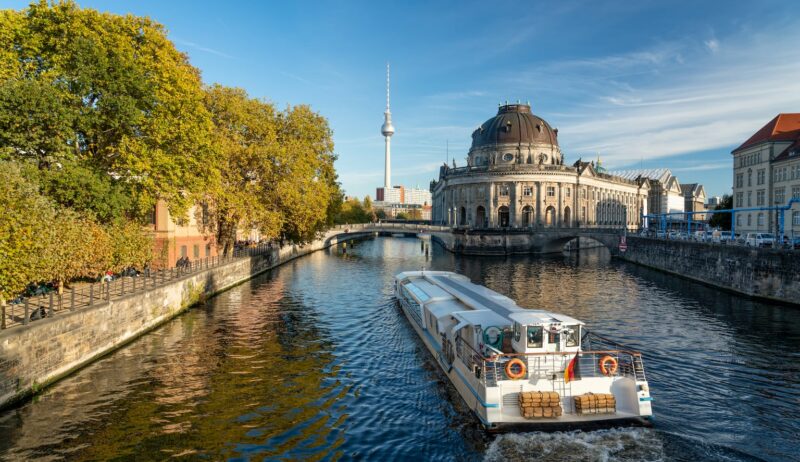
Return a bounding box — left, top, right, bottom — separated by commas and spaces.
485, 349, 643, 361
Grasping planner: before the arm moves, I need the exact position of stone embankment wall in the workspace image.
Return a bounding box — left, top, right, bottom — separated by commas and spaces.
0, 230, 367, 409
620, 237, 800, 304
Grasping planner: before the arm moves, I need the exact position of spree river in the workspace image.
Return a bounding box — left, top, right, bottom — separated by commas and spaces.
0, 237, 798, 461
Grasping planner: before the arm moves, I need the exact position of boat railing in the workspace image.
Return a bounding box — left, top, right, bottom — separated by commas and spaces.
454, 336, 646, 386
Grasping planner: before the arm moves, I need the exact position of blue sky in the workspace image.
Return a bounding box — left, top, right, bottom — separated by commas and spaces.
7, 1, 800, 199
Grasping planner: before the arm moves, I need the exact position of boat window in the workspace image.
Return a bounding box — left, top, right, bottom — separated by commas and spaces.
565, 325, 580, 347
514, 323, 521, 342
527, 326, 543, 348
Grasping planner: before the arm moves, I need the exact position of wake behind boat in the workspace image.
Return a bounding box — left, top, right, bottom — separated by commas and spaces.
395, 270, 653, 431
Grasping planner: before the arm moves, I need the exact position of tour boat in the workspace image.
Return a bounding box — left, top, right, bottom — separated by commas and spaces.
394, 271, 653, 431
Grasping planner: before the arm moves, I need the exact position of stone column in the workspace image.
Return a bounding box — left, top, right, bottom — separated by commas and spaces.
511, 183, 519, 227
488, 183, 495, 228
535, 181, 542, 227
557, 182, 563, 228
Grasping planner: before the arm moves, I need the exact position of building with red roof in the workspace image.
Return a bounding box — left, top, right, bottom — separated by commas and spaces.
731, 114, 800, 236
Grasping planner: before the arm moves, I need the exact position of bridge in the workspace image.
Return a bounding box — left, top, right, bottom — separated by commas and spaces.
327, 223, 626, 255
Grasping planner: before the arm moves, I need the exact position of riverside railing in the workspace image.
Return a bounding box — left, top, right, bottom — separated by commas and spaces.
2, 223, 442, 331
2, 242, 275, 331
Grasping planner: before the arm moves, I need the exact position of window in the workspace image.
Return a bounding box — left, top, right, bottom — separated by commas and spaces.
757, 169, 765, 185
735, 173, 743, 188
747, 191, 752, 207
793, 211, 800, 226
736, 215, 742, 226
757, 190, 765, 206
592, 190, 596, 200
180, 245, 187, 257
747, 214, 752, 226
736, 192, 743, 207
566, 325, 580, 347
776, 187, 785, 204
206, 244, 211, 257
523, 186, 533, 196
499, 185, 510, 196
502, 153, 514, 162
193, 244, 199, 258
566, 188, 571, 198
747, 169, 752, 187
546, 186, 555, 197
793, 186, 800, 199
581, 188, 586, 199
527, 326, 543, 348
757, 213, 764, 226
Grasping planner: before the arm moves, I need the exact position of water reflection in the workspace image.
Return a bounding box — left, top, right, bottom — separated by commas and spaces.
0, 237, 797, 461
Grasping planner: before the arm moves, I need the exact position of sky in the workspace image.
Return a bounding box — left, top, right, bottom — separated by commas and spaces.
7, 0, 800, 199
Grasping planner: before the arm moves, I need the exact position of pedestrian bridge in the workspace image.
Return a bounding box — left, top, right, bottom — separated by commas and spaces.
328, 223, 626, 255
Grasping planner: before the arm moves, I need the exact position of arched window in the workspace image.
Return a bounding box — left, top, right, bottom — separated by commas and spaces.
522, 206, 533, 227
747, 169, 752, 187
459, 207, 466, 225
545, 206, 556, 227
498, 206, 510, 227
563, 206, 571, 227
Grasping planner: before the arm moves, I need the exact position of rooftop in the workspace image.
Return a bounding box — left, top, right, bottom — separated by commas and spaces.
607, 168, 672, 183
734, 113, 800, 152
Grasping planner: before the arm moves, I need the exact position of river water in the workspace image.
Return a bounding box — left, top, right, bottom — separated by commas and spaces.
0, 237, 798, 461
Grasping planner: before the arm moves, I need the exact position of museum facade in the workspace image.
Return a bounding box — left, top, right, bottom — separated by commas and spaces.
431, 103, 649, 229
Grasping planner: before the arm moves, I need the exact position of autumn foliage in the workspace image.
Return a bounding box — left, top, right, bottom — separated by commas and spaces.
0, 1, 342, 302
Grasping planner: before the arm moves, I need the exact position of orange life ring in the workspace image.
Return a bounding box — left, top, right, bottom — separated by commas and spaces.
599, 355, 618, 376
505, 358, 527, 380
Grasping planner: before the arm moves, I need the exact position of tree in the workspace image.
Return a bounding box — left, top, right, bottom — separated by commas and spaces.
408, 209, 423, 220
396, 212, 410, 220
108, 219, 153, 272
274, 104, 339, 242
34, 160, 132, 223
708, 195, 733, 230
49, 210, 111, 293
0, 1, 215, 218
202, 85, 283, 255
0, 161, 56, 306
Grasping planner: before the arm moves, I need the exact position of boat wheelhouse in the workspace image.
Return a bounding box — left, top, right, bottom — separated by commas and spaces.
395, 270, 653, 430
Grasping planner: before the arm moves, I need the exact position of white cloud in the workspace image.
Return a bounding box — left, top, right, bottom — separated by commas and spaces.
705, 38, 720, 53
172, 38, 235, 59
505, 29, 800, 168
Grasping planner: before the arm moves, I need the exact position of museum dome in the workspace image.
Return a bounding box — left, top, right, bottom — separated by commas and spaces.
470, 103, 559, 149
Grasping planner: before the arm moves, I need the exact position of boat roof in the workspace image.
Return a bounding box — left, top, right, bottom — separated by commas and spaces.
452, 309, 509, 328
396, 271, 583, 326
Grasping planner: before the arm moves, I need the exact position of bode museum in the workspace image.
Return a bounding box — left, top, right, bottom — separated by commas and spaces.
431, 103, 650, 229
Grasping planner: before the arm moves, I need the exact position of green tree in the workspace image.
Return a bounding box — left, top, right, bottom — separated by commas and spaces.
708, 195, 733, 230
35, 160, 132, 223
202, 85, 283, 255
275, 104, 339, 242
0, 1, 214, 218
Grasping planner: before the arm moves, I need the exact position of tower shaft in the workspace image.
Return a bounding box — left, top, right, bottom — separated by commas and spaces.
381, 63, 394, 191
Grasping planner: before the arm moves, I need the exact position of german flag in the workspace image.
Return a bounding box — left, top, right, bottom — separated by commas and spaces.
564, 353, 580, 383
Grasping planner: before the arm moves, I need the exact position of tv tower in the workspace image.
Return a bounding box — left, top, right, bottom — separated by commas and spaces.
381, 63, 395, 190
